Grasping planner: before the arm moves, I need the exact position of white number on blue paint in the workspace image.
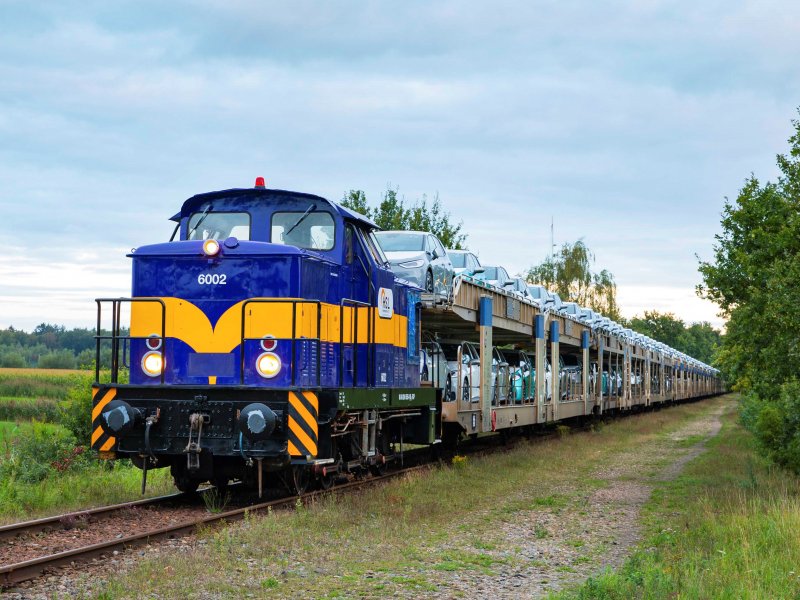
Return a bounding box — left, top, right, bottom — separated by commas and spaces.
197, 273, 227, 285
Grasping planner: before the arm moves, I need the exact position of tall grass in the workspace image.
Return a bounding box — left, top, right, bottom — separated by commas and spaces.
0, 397, 59, 422
556, 402, 800, 599
0, 461, 174, 523
0, 419, 174, 522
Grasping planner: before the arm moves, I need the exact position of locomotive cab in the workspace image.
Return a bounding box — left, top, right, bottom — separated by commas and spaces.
91, 181, 437, 494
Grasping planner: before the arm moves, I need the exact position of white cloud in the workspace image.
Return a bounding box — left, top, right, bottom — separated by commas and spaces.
0, 0, 796, 335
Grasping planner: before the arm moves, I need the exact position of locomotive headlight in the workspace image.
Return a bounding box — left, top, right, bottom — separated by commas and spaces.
256, 352, 281, 378
399, 258, 425, 268
142, 351, 164, 377
202, 239, 220, 256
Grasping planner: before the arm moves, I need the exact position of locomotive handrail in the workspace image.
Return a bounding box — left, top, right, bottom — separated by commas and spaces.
240, 299, 323, 387
94, 298, 167, 384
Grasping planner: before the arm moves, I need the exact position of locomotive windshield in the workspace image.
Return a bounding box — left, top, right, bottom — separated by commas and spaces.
271, 211, 335, 250
187, 211, 251, 240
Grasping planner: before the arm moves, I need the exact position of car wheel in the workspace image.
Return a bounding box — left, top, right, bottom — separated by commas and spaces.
462, 377, 470, 402
425, 270, 434, 293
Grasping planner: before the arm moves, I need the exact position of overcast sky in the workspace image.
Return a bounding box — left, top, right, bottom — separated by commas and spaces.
1, 0, 798, 331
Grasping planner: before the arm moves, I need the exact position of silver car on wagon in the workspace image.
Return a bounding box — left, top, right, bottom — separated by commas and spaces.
374, 230, 454, 297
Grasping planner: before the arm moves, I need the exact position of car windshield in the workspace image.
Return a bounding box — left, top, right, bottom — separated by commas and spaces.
449, 253, 466, 268
374, 232, 425, 252
439, 343, 463, 361
483, 267, 499, 280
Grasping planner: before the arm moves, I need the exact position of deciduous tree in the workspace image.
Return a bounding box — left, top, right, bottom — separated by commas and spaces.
699, 110, 800, 472
341, 186, 467, 249
526, 240, 621, 320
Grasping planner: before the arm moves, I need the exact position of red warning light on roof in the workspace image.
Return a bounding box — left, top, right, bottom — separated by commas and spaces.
254, 176, 266, 188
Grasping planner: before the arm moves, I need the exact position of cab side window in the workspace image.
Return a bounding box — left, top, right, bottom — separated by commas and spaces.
345, 224, 354, 264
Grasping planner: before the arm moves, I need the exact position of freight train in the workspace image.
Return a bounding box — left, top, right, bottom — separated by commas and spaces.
91, 179, 722, 495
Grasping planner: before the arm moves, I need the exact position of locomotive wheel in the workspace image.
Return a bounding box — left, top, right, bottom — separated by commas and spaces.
212, 477, 229, 492
425, 270, 434, 293
174, 474, 200, 494
319, 471, 335, 490
288, 465, 311, 495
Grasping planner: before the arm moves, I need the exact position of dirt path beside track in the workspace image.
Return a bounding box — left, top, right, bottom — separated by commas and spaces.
427, 402, 729, 599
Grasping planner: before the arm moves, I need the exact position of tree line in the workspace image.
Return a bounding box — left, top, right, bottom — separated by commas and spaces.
0, 324, 103, 369
699, 111, 800, 473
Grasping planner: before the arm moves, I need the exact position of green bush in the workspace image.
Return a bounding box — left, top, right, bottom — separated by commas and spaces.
0, 422, 90, 484
751, 381, 800, 473
58, 371, 96, 444
0, 352, 26, 368
38, 349, 77, 369
76, 348, 95, 370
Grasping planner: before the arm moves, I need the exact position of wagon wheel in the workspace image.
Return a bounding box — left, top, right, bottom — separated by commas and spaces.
370, 433, 392, 476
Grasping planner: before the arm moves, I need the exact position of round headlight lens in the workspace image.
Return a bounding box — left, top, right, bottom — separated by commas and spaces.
202, 239, 220, 256
256, 352, 281, 378
142, 351, 164, 377
260, 336, 277, 352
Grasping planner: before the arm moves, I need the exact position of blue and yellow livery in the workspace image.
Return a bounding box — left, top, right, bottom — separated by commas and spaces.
91, 181, 438, 494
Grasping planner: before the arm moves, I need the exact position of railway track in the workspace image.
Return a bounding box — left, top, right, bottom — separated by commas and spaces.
0, 490, 197, 543
0, 464, 431, 589
0, 409, 634, 590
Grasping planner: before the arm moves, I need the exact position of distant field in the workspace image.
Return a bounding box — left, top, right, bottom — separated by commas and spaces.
0, 367, 87, 401
0, 368, 91, 376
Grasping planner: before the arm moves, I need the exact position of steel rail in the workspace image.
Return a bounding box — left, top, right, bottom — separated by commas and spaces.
0, 413, 614, 589
0, 465, 430, 589
0, 491, 197, 543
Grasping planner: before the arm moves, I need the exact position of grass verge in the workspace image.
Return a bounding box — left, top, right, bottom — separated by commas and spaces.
95, 397, 730, 599
0, 420, 174, 523
554, 397, 800, 599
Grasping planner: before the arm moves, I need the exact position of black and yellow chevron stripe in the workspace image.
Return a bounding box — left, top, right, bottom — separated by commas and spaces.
287, 391, 318, 459
91, 386, 117, 452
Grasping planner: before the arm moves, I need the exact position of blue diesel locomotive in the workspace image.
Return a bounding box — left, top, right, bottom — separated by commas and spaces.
91, 179, 438, 494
